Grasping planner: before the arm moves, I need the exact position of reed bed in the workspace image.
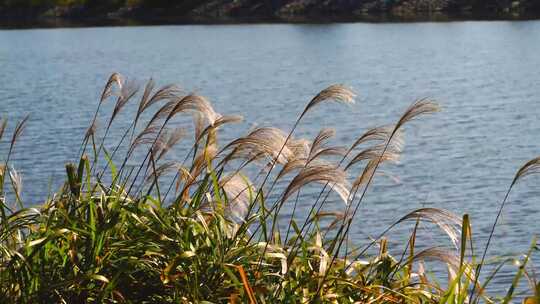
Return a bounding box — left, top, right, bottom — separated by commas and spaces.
0, 73, 538, 303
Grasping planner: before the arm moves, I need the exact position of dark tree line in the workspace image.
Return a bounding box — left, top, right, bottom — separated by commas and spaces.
1, 0, 540, 16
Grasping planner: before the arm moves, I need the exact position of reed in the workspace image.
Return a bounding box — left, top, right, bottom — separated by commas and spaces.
0, 74, 538, 303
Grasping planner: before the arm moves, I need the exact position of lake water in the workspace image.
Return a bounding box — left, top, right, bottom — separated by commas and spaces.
1, 22, 540, 296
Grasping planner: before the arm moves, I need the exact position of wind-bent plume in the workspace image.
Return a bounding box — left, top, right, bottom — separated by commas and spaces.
308, 147, 348, 168
411, 247, 475, 282
287, 138, 311, 159
345, 142, 402, 171
0, 118, 7, 141
512, 156, 540, 186
129, 125, 162, 156
9, 166, 22, 198
311, 129, 336, 154
197, 115, 244, 143
10, 115, 29, 150
138, 78, 155, 113
273, 129, 345, 180
307, 129, 347, 162
224, 127, 294, 165
395, 98, 440, 131
191, 144, 218, 177
216, 115, 244, 128
276, 158, 310, 181
136, 82, 183, 124
193, 112, 205, 142
109, 79, 140, 125
100, 72, 123, 104
151, 130, 168, 157
145, 161, 183, 184
396, 208, 462, 249
156, 128, 186, 161
413, 247, 460, 267
281, 164, 350, 204
351, 159, 378, 190
146, 100, 178, 129
221, 173, 254, 221
349, 126, 403, 153
168, 94, 221, 126
84, 119, 97, 142
178, 144, 218, 201
4, 115, 30, 172
277, 159, 333, 181
301, 84, 356, 118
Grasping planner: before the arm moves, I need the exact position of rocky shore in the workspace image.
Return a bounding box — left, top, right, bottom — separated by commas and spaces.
2, 0, 540, 27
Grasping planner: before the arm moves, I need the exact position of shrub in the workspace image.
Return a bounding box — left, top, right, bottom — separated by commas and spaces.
0, 73, 538, 303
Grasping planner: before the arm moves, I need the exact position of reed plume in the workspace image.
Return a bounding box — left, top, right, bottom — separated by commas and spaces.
109, 79, 139, 126
138, 82, 182, 118
99, 72, 123, 104
200, 115, 243, 140
0, 118, 7, 142
396, 208, 462, 249
349, 125, 397, 151
345, 142, 401, 171
134, 81, 183, 131
300, 84, 355, 119
512, 156, 540, 185
5, 115, 29, 166
281, 164, 350, 204
167, 94, 221, 126
129, 125, 161, 155
224, 127, 294, 165
8, 166, 22, 200
145, 161, 183, 184
221, 173, 254, 221
395, 98, 441, 131
10, 115, 29, 148
152, 127, 186, 161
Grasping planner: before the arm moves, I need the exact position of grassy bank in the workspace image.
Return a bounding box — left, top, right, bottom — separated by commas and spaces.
0, 74, 538, 303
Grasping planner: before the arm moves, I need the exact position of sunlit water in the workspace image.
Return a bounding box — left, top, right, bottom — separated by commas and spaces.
1, 22, 540, 297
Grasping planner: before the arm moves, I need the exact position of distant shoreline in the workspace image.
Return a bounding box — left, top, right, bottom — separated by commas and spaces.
2, 11, 540, 29
3, 0, 540, 29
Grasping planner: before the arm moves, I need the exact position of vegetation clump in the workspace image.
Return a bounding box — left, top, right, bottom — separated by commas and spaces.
0, 74, 538, 303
